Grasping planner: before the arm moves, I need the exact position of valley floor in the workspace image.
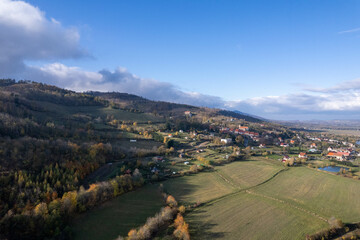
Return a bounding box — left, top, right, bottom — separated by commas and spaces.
72, 156, 360, 240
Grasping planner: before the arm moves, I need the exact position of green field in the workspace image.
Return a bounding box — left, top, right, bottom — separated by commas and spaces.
215, 160, 283, 188
194, 148, 234, 165
37, 101, 162, 124
71, 185, 164, 240
253, 167, 360, 222
163, 158, 360, 239
187, 192, 327, 240
73, 157, 360, 240
163, 170, 236, 204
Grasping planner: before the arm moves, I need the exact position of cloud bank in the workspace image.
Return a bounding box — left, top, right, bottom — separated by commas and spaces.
226, 90, 360, 120
26, 63, 226, 108
0, 0, 87, 77
1, 0, 360, 120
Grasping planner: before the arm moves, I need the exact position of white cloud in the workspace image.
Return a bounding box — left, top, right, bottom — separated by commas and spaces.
0, 0, 86, 76
338, 27, 360, 34
0, 0, 224, 109
2, 0, 360, 120
31, 62, 360, 120
226, 90, 360, 120
25, 63, 225, 108
305, 78, 360, 93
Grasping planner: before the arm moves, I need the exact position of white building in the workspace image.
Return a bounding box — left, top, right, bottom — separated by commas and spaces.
221, 138, 233, 144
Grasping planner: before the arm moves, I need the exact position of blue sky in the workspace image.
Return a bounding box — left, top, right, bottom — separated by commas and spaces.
2, 0, 360, 119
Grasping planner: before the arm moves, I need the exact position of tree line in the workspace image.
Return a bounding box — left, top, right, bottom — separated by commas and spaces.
0, 169, 144, 240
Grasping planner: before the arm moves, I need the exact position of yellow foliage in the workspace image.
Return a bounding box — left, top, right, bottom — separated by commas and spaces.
34, 202, 48, 216
166, 195, 178, 207
87, 183, 98, 192
62, 191, 77, 207
178, 205, 186, 214
128, 229, 137, 237
174, 214, 184, 228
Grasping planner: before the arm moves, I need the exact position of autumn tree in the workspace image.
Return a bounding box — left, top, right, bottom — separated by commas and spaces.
166, 195, 178, 208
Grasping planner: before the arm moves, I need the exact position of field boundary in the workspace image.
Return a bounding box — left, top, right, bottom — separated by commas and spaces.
213, 170, 241, 189
191, 166, 329, 225
245, 190, 328, 222
192, 168, 288, 208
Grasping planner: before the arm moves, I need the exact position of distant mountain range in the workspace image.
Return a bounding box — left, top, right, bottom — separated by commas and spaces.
233, 110, 268, 122
86, 91, 263, 123
0, 79, 264, 123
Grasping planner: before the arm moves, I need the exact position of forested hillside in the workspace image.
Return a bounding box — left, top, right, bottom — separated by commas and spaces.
0, 79, 261, 239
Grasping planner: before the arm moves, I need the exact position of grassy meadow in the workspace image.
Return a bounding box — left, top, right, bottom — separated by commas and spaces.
71, 185, 164, 240
163, 157, 360, 239
187, 192, 328, 240
215, 160, 283, 189
72, 156, 360, 240
253, 167, 360, 222
162, 170, 236, 204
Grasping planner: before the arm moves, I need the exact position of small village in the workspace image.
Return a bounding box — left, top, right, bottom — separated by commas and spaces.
132, 110, 360, 183
2, 81, 360, 240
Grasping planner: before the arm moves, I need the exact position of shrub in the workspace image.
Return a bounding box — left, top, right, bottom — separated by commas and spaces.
166, 195, 178, 208
178, 205, 186, 214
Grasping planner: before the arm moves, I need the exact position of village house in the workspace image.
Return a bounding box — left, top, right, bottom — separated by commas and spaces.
298, 152, 307, 159
282, 155, 290, 162
310, 143, 317, 148
190, 131, 197, 136
221, 138, 233, 144
184, 111, 192, 117
238, 125, 249, 131
252, 136, 260, 142
220, 127, 230, 133
327, 151, 350, 161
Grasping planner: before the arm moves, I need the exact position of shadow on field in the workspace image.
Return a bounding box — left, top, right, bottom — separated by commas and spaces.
163, 176, 202, 204
187, 210, 227, 239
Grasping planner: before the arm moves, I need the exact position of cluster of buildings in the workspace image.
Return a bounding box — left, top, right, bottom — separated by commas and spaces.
305, 135, 355, 148
220, 125, 260, 141
326, 147, 355, 161
282, 152, 308, 162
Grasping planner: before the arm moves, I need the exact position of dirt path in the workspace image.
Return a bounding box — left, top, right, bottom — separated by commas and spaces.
213, 170, 241, 189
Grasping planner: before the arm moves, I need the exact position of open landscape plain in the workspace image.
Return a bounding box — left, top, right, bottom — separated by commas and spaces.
2, 80, 360, 240
2, 1, 360, 239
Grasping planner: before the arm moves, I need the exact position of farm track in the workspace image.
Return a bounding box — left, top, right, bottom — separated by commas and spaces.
213, 170, 240, 189
194, 166, 329, 223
